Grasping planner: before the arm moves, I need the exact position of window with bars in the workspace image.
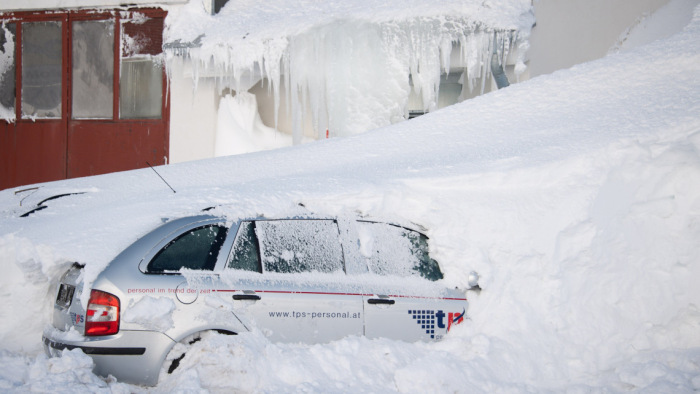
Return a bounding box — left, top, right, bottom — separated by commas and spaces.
0, 10, 165, 122
119, 15, 163, 119
0, 22, 17, 119
71, 19, 114, 119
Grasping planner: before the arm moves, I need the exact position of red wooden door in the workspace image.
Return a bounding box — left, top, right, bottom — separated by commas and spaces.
1, 14, 69, 189
0, 9, 169, 190
66, 10, 169, 179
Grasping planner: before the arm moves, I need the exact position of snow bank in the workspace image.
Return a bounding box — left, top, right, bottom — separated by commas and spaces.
214, 92, 295, 156
610, 0, 700, 53
0, 1, 699, 392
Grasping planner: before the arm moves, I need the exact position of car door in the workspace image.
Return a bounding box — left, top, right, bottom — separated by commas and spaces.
356, 221, 469, 341
363, 293, 467, 341
221, 219, 364, 343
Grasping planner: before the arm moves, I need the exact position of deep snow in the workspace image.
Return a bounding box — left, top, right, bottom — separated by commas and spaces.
1, 0, 700, 392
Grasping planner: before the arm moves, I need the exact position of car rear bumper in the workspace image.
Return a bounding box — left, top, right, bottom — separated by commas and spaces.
42, 329, 175, 386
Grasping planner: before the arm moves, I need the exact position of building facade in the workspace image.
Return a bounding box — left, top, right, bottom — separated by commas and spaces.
1, 0, 670, 190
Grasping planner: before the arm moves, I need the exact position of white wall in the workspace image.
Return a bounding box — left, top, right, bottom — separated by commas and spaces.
528, 0, 670, 77
168, 57, 219, 164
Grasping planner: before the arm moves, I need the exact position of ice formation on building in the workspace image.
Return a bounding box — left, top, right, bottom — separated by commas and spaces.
164, 0, 535, 143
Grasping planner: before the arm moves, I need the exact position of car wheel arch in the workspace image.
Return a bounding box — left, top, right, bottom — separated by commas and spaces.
157, 328, 239, 384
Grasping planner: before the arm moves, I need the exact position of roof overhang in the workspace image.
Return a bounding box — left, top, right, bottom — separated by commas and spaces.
1, 0, 186, 12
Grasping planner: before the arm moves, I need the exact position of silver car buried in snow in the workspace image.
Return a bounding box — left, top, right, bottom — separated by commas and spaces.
42, 212, 476, 386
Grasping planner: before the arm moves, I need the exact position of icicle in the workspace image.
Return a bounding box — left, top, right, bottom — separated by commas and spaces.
166, 10, 532, 144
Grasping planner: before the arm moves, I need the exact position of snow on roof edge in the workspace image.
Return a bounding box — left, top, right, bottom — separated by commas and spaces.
1, 0, 185, 13
163, 0, 535, 49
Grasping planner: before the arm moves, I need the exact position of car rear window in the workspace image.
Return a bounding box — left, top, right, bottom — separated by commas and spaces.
147, 225, 228, 273
256, 220, 345, 274
357, 221, 443, 281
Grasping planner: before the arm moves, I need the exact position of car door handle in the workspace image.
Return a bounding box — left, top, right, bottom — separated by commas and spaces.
232, 294, 261, 301
367, 298, 395, 305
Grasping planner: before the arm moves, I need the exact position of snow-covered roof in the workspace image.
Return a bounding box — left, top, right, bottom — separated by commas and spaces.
1, 0, 185, 12
166, 0, 534, 45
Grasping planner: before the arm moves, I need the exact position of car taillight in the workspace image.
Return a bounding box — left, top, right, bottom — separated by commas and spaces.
85, 290, 120, 336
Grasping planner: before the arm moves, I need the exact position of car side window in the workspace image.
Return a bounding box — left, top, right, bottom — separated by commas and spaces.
357, 221, 443, 281
256, 220, 345, 274
147, 225, 228, 273
227, 221, 262, 272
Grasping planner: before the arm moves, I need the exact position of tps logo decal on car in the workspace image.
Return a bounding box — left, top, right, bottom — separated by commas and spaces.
407, 309, 465, 339
70, 312, 84, 325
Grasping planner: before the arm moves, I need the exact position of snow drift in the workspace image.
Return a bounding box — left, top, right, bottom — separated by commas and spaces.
0, 0, 699, 392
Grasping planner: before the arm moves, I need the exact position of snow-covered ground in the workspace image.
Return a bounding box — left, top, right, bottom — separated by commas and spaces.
1, 0, 700, 392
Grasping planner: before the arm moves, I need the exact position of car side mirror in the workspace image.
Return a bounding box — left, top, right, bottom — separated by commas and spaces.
466, 271, 481, 294
467, 271, 480, 288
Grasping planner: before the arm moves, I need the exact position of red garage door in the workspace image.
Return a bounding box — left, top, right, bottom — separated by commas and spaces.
0, 8, 169, 190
